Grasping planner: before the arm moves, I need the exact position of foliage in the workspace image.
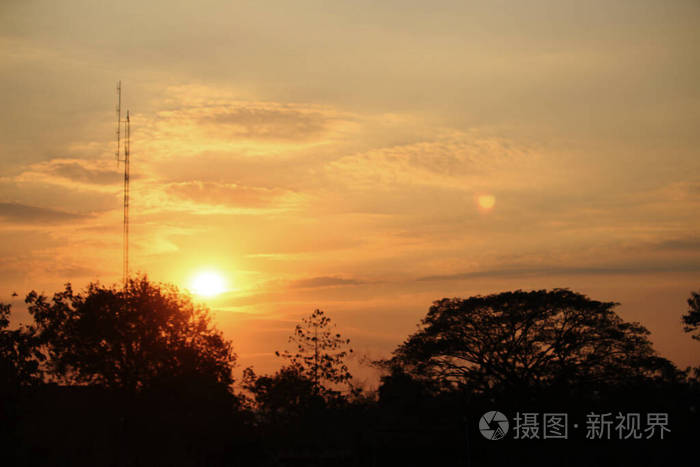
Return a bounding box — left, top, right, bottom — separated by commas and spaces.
0, 302, 43, 389
682, 290, 700, 341
25, 275, 236, 392
241, 365, 318, 419
3, 285, 699, 466
276, 309, 353, 396
388, 289, 680, 395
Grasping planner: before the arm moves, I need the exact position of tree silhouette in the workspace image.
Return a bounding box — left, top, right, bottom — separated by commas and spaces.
0, 302, 43, 388
25, 275, 236, 392
242, 365, 316, 420
276, 309, 353, 396
388, 289, 679, 395
682, 290, 700, 341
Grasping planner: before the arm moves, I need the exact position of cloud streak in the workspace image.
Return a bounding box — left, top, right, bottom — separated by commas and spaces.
288, 276, 363, 289
418, 262, 700, 282
165, 181, 304, 209
200, 107, 331, 141
12, 159, 123, 192
0, 202, 88, 224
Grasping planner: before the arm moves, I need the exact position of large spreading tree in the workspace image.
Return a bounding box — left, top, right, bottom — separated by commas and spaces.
388, 289, 679, 395
25, 275, 237, 392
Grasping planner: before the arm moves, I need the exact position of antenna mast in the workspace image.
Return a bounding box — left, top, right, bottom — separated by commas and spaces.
115, 81, 130, 286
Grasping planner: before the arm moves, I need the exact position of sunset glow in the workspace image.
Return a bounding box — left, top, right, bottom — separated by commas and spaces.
1, 0, 698, 380
3, 3, 700, 464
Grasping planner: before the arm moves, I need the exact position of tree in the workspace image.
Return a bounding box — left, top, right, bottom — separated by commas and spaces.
25, 275, 236, 392
241, 365, 316, 420
388, 289, 679, 395
0, 302, 43, 389
276, 309, 353, 396
682, 290, 700, 341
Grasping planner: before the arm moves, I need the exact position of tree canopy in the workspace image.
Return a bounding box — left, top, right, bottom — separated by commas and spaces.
0, 302, 43, 389
388, 289, 679, 395
242, 365, 317, 420
25, 276, 236, 392
682, 290, 700, 341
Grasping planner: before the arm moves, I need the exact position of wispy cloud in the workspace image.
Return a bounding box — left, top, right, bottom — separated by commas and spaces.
12, 159, 123, 192
288, 276, 363, 289
199, 106, 332, 142
138, 89, 360, 161
652, 237, 700, 251
418, 262, 700, 282
323, 130, 535, 191
0, 202, 88, 224
165, 181, 304, 209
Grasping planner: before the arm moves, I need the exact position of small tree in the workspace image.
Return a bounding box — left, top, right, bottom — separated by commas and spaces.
276, 309, 353, 396
25, 275, 237, 392
682, 290, 700, 341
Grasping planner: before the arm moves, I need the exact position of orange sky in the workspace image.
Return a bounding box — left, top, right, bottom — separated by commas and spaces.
1, 1, 699, 384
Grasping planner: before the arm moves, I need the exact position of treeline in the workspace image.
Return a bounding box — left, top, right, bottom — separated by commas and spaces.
1, 276, 699, 466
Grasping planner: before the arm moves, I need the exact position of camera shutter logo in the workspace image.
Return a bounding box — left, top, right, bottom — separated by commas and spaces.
479, 411, 509, 440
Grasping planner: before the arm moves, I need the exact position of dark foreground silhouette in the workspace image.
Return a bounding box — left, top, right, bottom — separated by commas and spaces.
1, 278, 698, 466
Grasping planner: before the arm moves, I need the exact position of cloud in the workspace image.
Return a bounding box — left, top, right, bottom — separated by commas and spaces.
200, 107, 330, 141
0, 202, 88, 224
165, 181, 302, 209
288, 276, 363, 289
139, 91, 359, 160
324, 130, 535, 191
48, 160, 122, 185
652, 236, 700, 251
417, 262, 700, 282
13, 159, 123, 191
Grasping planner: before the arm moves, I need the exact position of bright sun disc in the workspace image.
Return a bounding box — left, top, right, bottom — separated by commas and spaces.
477, 194, 496, 210
190, 271, 226, 297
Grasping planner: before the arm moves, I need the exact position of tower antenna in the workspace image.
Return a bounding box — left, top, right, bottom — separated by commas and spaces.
115, 81, 121, 162
115, 82, 130, 286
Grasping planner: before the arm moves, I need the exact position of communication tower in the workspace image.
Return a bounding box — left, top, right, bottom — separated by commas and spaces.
115, 81, 130, 286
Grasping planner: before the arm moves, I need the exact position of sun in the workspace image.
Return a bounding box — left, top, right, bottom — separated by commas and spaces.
477, 194, 496, 210
190, 271, 227, 297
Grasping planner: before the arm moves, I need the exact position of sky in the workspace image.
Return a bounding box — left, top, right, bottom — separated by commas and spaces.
1, 0, 699, 384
